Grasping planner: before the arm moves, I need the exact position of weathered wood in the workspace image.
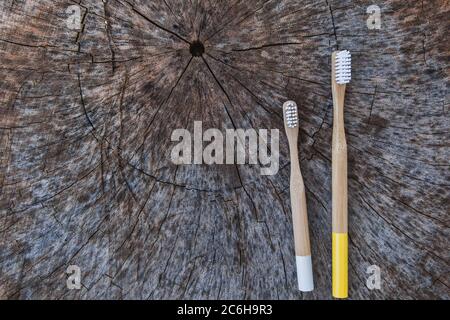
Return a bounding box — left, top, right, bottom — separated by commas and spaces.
0, 0, 448, 299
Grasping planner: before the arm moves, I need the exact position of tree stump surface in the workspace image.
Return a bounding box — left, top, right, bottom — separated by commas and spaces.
0, 0, 448, 299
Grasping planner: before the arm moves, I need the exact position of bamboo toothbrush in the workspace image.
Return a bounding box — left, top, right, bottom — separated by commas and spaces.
283, 100, 314, 292
331, 50, 351, 298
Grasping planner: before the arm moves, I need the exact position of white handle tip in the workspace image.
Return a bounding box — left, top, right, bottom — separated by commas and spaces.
296, 255, 314, 292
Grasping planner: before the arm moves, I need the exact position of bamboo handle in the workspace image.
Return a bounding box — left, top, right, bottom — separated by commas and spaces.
332, 52, 348, 298
289, 140, 311, 257
332, 93, 348, 233
288, 137, 314, 292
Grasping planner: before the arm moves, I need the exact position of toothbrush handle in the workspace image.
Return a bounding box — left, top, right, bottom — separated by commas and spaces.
332, 81, 348, 298
289, 145, 314, 292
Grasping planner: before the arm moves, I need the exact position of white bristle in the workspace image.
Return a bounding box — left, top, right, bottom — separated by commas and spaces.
335, 50, 351, 84
284, 101, 298, 128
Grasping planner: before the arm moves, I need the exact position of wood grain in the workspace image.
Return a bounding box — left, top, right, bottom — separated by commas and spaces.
0, 0, 449, 299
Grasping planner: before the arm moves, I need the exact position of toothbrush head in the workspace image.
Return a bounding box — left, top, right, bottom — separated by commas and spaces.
283, 100, 298, 128
334, 50, 352, 85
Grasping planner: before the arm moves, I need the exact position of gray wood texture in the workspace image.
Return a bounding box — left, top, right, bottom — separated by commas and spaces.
0, 0, 448, 299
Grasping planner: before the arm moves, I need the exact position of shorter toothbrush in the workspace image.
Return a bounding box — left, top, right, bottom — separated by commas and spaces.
283, 100, 314, 292
331, 50, 352, 299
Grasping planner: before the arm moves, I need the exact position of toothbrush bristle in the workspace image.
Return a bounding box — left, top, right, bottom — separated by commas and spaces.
335, 50, 351, 84
284, 101, 298, 128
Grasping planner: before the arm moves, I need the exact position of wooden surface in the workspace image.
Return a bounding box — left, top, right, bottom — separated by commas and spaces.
0, 0, 449, 299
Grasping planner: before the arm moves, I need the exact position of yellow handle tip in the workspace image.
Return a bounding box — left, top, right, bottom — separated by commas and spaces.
332, 233, 348, 298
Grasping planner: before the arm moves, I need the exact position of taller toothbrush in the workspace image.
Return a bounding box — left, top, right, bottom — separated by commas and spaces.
331, 50, 351, 298
283, 100, 314, 292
